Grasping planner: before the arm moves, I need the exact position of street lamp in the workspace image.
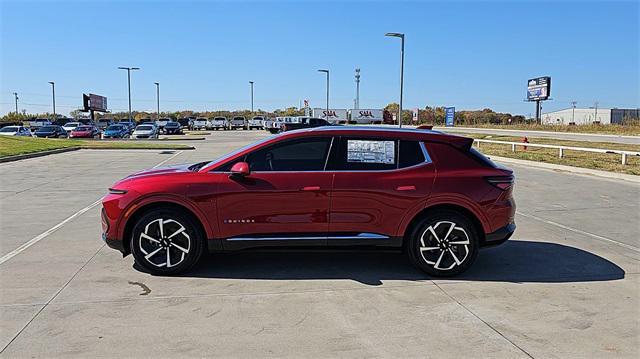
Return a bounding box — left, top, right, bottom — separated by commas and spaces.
48, 81, 56, 121
249, 81, 254, 113
13, 92, 18, 114
385, 32, 405, 128
154, 82, 160, 120
318, 69, 329, 121
118, 66, 140, 121
355, 68, 361, 109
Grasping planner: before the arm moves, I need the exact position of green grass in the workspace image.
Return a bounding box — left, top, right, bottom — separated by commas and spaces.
455, 123, 640, 136
0, 136, 193, 158
459, 133, 640, 175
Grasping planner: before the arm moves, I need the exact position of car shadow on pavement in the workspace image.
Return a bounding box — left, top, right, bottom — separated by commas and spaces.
175, 240, 625, 285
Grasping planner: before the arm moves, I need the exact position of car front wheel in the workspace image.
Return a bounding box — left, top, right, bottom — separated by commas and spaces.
130, 208, 205, 275
407, 210, 479, 277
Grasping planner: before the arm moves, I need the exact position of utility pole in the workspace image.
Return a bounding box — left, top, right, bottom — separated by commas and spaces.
571, 101, 577, 124
118, 67, 140, 121
355, 68, 360, 109
385, 32, 405, 128
154, 82, 160, 120
318, 69, 329, 121
13, 92, 18, 114
594, 101, 599, 123
249, 81, 254, 113
48, 82, 56, 121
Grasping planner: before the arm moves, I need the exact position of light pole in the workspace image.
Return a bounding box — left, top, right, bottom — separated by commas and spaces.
355, 68, 360, 109
571, 101, 577, 124
154, 82, 160, 120
385, 32, 405, 128
249, 81, 254, 113
48, 82, 56, 121
118, 66, 140, 121
318, 69, 329, 121
13, 92, 18, 114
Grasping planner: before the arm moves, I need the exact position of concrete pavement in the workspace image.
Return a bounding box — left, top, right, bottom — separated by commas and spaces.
0, 130, 638, 358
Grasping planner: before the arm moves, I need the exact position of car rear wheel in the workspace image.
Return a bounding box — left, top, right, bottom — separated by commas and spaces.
407, 210, 479, 277
130, 208, 205, 275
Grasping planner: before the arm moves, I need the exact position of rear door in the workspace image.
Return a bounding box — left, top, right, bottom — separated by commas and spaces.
327, 136, 436, 245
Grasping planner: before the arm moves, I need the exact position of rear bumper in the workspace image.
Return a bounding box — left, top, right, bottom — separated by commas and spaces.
482, 223, 516, 247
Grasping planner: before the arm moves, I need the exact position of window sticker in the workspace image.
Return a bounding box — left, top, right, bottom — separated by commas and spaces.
347, 140, 395, 164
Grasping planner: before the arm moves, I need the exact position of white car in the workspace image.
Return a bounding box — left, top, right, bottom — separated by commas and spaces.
62, 122, 82, 133
0, 126, 32, 137
192, 118, 208, 130
208, 117, 227, 130
132, 124, 159, 139
228, 116, 246, 130
247, 116, 264, 130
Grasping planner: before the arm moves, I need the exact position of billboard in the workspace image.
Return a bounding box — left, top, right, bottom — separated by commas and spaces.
312, 108, 348, 124
412, 109, 419, 123
349, 109, 383, 124
83, 94, 108, 112
445, 107, 455, 127
527, 77, 551, 101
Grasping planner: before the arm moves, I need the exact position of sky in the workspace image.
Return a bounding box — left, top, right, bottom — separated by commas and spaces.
1, 0, 638, 117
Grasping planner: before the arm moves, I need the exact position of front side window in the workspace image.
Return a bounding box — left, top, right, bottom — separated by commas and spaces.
244, 137, 332, 172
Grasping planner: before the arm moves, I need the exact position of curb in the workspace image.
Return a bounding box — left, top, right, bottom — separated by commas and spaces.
0, 147, 80, 163
83, 146, 195, 151
489, 155, 640, 184
434, 126, 640, 140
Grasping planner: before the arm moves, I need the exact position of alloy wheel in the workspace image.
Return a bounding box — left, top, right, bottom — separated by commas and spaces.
139, 218, 191, 268
418, 221, 470, 271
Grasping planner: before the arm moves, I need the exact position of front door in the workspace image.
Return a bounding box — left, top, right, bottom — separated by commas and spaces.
215, 136, 334, 248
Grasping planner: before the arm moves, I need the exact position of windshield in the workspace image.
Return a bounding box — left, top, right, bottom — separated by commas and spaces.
107, 125, 124, 131
98, 119, 111, 123
76, 126, 92, 131
214, 117, 225, 121
39, 126, 56, 131
65, 123, 80, 127
233, 117, 244, 121
0, 127, 19, 132
136, 125, 153, 131
166, 122, 179, 127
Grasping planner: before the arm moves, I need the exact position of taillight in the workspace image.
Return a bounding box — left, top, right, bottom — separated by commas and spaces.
485, 175, 514, 190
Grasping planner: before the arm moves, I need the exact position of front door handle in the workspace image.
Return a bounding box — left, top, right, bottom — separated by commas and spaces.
301, 186, 321, 191
396, 185, 416, 191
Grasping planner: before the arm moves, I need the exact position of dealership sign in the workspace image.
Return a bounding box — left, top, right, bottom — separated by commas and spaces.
349, 109, 383, 124
312, 108, 348, 123
83, 93, 108, 112
527, 76, 551, 101
445, 107, 455, 127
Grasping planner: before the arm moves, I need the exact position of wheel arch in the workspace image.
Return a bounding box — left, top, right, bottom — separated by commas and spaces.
120, 200, 210, 255
402, 203, 487, 251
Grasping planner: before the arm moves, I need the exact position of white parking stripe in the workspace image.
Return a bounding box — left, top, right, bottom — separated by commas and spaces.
0, 199, 102, 265
516, 211, 640, 253
0, 150, 185, 265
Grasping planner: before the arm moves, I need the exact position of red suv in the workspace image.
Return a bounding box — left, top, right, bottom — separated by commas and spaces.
102, 127, 515, 276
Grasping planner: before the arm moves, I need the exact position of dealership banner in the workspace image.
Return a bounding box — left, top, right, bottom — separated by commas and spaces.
445, 107, 455, 127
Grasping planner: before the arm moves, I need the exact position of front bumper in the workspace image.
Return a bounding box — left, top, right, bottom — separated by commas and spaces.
482, 223, 516, 247
103, 233, 126, 254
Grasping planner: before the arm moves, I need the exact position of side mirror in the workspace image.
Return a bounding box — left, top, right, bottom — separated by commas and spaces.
230, 162, 250, 177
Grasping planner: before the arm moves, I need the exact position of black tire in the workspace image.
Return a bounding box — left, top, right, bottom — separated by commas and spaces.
407, 209, 479, 277
130, 208, 205, 275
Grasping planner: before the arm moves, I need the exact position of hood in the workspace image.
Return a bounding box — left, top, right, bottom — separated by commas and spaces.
119, 163, 194, 183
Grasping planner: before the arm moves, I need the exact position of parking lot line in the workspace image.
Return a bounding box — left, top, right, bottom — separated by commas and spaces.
0, 199, 102, 266
0, 150, 184, 266
516, 211, 640, 252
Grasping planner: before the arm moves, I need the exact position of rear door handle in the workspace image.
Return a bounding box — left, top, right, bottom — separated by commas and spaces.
302, 186, 321, 191
396, 185, 416, 191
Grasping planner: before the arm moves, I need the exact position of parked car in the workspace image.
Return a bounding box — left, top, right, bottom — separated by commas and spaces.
192, 118, 208, 131
178, 118, 192, 129
102, 124, 130, 139
27, 118, 52, 131
209, 117, 227, 130
0, 126, 32, 136
62, 122, 82, 133
118, 119, 137, 133
156, 118, 172, 132
164, 121, 183, 135
102, 126, 516, 276
96, 118, 114, 131
228, 116, 246, 130
34, 125, 68, 138
70, 125, 100, 138
247, 116, 265, 130
132, 124, 159, 139
279, 117, 330, 132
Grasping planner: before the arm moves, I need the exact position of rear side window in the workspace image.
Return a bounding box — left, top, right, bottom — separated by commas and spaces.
330, 137, 397, 171
399, 140, 428, 168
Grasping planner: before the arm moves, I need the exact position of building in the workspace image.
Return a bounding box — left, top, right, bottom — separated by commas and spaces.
542, 108, 639, 125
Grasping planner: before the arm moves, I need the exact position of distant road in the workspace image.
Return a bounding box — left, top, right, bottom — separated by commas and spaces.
433, 126, 640, 145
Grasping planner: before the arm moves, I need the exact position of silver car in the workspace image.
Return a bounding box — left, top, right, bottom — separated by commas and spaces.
132, 124, 159, 139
